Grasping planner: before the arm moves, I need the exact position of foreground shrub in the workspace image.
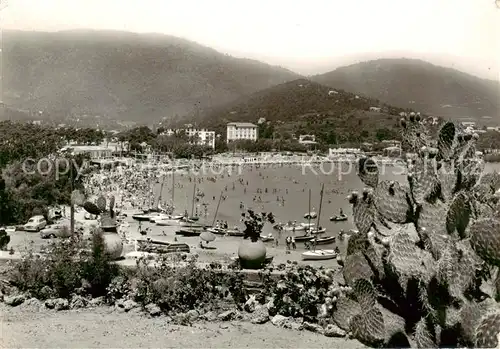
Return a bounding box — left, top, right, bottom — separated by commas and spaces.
10, 232, 120, 299
133, 255, 247, 314
260, 265, 339, 322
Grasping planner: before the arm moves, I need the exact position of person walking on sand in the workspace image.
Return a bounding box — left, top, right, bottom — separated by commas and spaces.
291, 236, 296, 250
285, 236, 291, 251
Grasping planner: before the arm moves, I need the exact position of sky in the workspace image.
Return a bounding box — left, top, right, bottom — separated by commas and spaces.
1, 0, 499, 80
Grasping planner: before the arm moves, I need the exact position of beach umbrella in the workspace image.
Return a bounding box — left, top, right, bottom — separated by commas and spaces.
83, 201, 101, 216
200, 231, 216, 243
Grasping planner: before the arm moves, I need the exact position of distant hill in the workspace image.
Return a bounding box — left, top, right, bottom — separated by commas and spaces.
1, 30, 300, 123
188, 78, 406, 143
312, 58, 499, 124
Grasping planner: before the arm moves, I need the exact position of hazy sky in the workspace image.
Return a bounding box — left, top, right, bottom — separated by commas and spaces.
2, 0, 499, 79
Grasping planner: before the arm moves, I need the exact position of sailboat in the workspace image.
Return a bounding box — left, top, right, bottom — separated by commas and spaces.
177, 183, 204, 230
155, 165, 185, 226
302, 184, 337, 260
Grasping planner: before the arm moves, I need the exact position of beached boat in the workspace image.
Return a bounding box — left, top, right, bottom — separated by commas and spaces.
315, 236, 335, 245
175, 229, 202, 237
132, 212, 160, 222
301, 249, 336, 260
261, 234, 274, 242
294, 235, 314, 242
206, 227, 226, 235
281, 223, 306, 232
307, 227, 326, 235
150, 213, 183, 223
179, 220, 204, 228
226, 229, 244, 237
300, 222, 315, 228
330, 214, 348, 222
303, 211, 317, 219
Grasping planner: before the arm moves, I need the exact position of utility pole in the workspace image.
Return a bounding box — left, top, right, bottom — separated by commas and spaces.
69, 157, 75, 235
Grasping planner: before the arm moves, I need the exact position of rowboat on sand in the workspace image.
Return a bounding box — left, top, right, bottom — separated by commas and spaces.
301, 249, 337, 261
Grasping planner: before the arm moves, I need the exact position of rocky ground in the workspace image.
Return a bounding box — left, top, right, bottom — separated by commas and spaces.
0, 299, 364, 348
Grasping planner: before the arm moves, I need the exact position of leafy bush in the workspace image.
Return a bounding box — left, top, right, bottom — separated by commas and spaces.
133, 255, 246, 314
261, 265, 339, 322
10, 232, 120, 299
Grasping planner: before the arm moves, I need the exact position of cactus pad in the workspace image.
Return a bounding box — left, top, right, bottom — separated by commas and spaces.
347, 232, 371, 256
414, 318, 436, 348
358, 158, 379, 188
437, 162, 458, 202
343, 252, 375, 286
351, 190, 376, 235
417, 199, 448, 235
353, 278, 377, 309
475, 311, 500, 348
480, 172, 500, 193
401, 117, 431, 151
408, 157, 440, 205
470, 218, 500, 266
437, 121, 456, 160
448, 240, 483, 299
350, 307, 385, 346
446, 192, 472, 238
333, 296, 362, 331
460, 302, 487, 344
374, 181, 412, 224
388, 231, 434, 284
109, 195, 115, 210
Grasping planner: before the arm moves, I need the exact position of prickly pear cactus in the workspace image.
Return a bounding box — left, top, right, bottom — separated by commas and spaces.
374, 181, 412, 224
358, 157, 379, 188
338, 116, 500, 347
349, 190, 375, 235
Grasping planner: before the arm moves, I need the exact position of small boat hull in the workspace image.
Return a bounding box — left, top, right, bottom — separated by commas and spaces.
179, 221, 203, 228
283, 225, 305, 232
302, 249, 336, 260
315, 236, 336, 245
330, 215, 348, 222
226, 230, 244, 237
307, 228, 326, 235
175, 229, 201, 237
206, 227, 226, 235
132, 215, 154, 222
156, 219, 181, 226
294, 235, 314, 242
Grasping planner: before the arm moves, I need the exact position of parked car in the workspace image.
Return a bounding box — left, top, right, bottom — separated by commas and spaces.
23, 215, 47, 232
40, 222, 72, 239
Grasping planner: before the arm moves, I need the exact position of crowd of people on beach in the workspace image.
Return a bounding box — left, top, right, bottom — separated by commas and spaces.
79, 159, 352, 253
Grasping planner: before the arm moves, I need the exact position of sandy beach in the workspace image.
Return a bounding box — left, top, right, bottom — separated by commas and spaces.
0, 303, 364, 348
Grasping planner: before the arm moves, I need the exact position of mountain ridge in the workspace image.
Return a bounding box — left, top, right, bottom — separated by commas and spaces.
1, 29, 301, 123
311, 58, 499, 123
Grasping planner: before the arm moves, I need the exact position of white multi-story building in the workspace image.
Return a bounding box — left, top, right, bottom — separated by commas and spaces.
161, 128, 215, 149
226, 122, 258, 143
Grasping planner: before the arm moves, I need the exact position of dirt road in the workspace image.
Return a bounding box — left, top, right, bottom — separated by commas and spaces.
0, 303, 363, 348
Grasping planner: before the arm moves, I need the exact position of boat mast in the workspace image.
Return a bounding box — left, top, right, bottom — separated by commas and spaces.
308, 188, 311, 227
211, 191, 223, 226
171, 158, 175, 210
316, 183, 325, 231
157, 175, 166, 209
191, 183, 197, 218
